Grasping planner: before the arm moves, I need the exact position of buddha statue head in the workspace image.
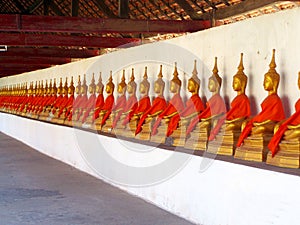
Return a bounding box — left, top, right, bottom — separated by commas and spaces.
28, 82, 32, 96
75, 75, 81, 95
170, 62, 182, 94
117, 70, 127, 96
127, 68, 137, 96
188, 60, 200, 95
105, 71, 115, 95
63, 77, 68, 96
208, 57, 222, 94
81, 74, 88, 95
52, 79, 57, 96
154, 65, 165, 96
88, 73, 96, 95
33, 81, 38, 96
96, 73, 104, 95
264, 49, 280, 95
233, 53, 248, 94
48, 79, 52, 96
298, 72, 300, 90
44, 80, 48, 96
57, 78, 63, 96
68, 76, 75, 95
140, 67, 150, 97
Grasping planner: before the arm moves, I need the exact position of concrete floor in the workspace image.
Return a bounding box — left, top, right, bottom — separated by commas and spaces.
0, 132, 194, 225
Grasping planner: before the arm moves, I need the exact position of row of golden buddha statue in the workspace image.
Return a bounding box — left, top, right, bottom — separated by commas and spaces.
1, 49, 299, 169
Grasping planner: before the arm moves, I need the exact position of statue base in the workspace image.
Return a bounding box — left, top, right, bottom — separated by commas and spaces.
135, 122, 152, 141
185, 123, 210, 151
266, 138, 300, 168
207, 128, 241, 156
234, 133, 273, 162
170, 126, 187, 147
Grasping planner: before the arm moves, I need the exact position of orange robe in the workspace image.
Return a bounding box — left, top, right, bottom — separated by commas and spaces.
52, 94, 64, 114
135, 96, 167, 135
186, 93, 226, 135
151, 93, 184, 136
167, 94, 204, 137
59, 95, 74, 118
268, 99, 300, 156
122, 96, 151, 126
208, 94, 251, 141
66, 95, 82, 121
112, 95, 137, 128
81, 94, 96, 123
236, 93, 285, 147
75, 95, 88, 121
103, 95, 126, 127
98, 95, 114, 125
92, 94, 105, 121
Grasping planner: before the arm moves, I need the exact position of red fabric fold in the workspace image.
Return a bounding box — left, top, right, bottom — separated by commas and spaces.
208, 94, 251, 141
166, 94, 204, 137
236, 93, 285, 147
112, 95, 137, 128
151, 93, 184, 136
186, 93, 226, 135
135, 96, 167, 135
268, 99, 300, 156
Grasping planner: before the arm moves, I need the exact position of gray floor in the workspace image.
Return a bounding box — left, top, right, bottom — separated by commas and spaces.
0, 132, 194, 225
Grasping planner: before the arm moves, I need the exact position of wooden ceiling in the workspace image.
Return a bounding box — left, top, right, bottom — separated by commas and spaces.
0, 0, 299, 77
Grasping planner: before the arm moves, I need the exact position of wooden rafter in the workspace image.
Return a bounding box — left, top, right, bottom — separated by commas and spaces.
174, 0, 203, 20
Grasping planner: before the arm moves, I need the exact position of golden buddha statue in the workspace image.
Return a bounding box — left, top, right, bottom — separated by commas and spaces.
266, 72, 300, 168
168, 60, 205, 147
102, 71, 126, 133
83, 73, 104, 125
235, 49, 285, 162
135, 65, 167, 140
113, 69, 138, 135
72, 74, 88, 124
185, 57, 226, 150
93, 72, 115, 131
121, 67, 151, 138
207, 53, 251, 155
150, 62, 184, 144
52, 77, 69, 123
65, 75, 81, 126
76, 74, 97, 127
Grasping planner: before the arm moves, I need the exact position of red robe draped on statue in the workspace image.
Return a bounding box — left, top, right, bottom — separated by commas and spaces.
66, 95, 82, 121
92, 94, 105, 121
81, 94, 96, 123
103, 95, 125, 127
236, 93, 285, 147
57, 95, 74, 118
268, 99, 300, 156
112, 95, 137, 128
151, 93, 184, 136
135, 96, 167, 135
122, 96, 151, 126
167, 94, 204, 137
208, 94, 251, 141
97, 95, 114, 126
74, 95, 88, 121
52, 94, 64, 114
186, 93, 226, 135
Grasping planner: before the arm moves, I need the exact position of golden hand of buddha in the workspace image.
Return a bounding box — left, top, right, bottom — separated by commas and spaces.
253, 119, 273, 126
100, 110, 107, 116
252, 120, 276, 134
225, 117, 246, 124
163, 111, 178, 119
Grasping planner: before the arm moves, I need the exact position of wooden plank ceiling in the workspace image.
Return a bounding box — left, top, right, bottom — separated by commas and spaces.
0, 0, 299, 77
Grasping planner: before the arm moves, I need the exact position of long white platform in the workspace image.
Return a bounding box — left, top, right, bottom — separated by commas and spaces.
1, 112, 300, 225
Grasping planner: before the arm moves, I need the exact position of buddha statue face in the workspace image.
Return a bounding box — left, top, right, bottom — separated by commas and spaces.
96, 84, 103, 94
232, 77, 242, 92
57, 86, 61, 95
187, 79, 198, 94
117, 83, 126, 95
170, 81, 180, 94
88, 84, 95, 94
139, 83, 147, 95
208, 78, 218, 92
127, 83, 134, 94
298, 72, 300, 90
154, 82, 162, 94
263, 75, 274, 92
81, 85, 87, 95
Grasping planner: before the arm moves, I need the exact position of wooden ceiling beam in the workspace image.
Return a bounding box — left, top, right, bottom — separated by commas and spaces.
0, 14, 210, 34
0, 47, 99, 58
174, 0, 203, 20
93, 0, 117, 18
0, 33, 140, 48
71, 0, 79, 17
0, 56, 71, 65
201, 0, 299, 20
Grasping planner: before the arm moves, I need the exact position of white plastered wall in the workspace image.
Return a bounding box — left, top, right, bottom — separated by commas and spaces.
1, 7, 300, 225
